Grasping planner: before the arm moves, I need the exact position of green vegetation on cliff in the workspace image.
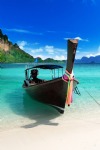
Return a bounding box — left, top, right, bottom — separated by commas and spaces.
0, 29, 34, 63
0, 48, 34, 63
0, 48, 6, 62
44, 58, 59, 63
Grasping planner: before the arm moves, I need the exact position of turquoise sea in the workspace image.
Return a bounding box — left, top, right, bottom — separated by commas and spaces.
0, 63, 100, 131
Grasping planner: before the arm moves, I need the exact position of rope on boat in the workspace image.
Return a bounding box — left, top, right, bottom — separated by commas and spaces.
74, 86, 81, 95
83, 87, 100, 106
62, 70, 74, 106
62, 70, 82, 106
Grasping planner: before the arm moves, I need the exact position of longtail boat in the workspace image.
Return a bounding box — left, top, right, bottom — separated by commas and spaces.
23, 39, 79, 113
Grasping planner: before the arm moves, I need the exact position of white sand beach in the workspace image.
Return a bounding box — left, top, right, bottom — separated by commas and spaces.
0, 118, 100, 150
1, 60, 100, 150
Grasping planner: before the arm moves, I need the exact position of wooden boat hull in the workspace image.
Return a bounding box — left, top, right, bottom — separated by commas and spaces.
23, 77, 77, 113
23, 39, 79, 113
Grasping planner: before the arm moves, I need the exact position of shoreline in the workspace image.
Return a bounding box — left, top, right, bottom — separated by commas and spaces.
0, 118, 100, 150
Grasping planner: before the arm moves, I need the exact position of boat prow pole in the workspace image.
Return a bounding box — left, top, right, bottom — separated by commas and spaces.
65, 39, 78, 106
66, 39, 78, 73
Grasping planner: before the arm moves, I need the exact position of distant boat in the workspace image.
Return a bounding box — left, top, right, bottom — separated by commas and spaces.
23, 39, 79, 113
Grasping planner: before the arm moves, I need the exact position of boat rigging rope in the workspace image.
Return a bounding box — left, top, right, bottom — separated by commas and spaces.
83, 87, 100, 106
62, 70, 74, 106
74, 86, 81, 95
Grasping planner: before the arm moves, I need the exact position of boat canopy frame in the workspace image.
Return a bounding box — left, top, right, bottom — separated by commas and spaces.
25, 64, 64, 80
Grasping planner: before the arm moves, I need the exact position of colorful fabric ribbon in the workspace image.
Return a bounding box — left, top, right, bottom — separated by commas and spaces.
62, 70, 74, 106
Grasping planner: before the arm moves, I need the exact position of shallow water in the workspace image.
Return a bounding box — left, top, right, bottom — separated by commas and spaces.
0, 63, 100, 131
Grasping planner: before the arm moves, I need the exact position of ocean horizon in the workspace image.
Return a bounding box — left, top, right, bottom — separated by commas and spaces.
0, 63, 100, 131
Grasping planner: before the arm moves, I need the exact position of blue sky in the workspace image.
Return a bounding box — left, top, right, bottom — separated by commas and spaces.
0, 0, 100, 60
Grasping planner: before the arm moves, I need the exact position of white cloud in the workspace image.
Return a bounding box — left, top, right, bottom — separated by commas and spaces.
54, 55, 66, 60
86, 54, 94, 58
31, 48, 43, 53
86, 53, 100, 58
29, 45, 66, 60
5, 28, 32, 33
17, 41, 27, 49
64, 36, 89, 42
45, 45, 54, 54
75, 51, 89, 59
74, 37, 89, 42
98, 46, 100, 52
86, 46, 100, 57
75, 45, 100, 59
4, 28, 42, 35
16, 40, 78, 60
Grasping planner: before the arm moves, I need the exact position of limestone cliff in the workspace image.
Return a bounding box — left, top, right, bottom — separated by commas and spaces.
0, 29, 13, 51
0, 39, 12, 51
0, 29, 34, 63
